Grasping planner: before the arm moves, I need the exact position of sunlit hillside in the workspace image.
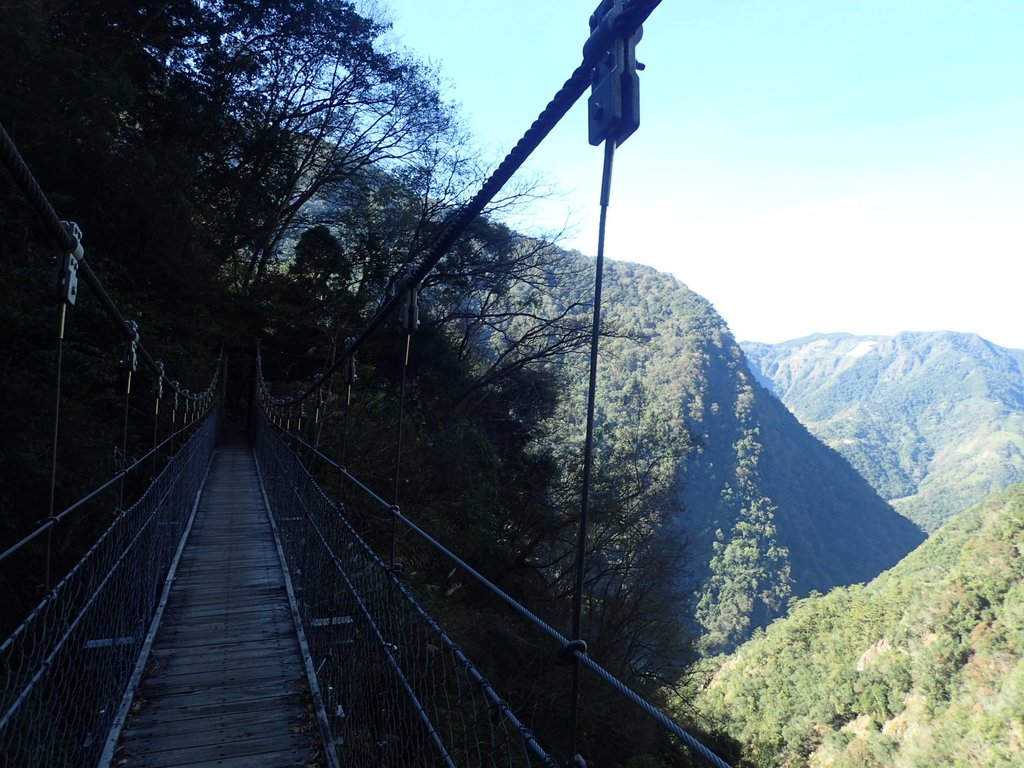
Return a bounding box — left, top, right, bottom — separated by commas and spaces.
693, 483, 1024, 767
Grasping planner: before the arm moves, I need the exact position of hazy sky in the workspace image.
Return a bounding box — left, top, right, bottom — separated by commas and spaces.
383, 1, 1024, 348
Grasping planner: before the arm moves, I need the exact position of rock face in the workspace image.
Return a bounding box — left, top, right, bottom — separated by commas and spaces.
742, 332, 1024, 531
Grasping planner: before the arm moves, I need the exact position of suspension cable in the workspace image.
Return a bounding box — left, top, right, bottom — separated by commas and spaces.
340, 340, 356, 463
44, 303, 68, 591
265, 416, 733, 767
390, 274, 419, 565
391, 336, 409, 567
263, 0, 665, 410
0, 120, 216, 405
569, 136, 617, 761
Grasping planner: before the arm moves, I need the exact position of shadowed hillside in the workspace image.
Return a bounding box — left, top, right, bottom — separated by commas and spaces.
583, 262, 925, 651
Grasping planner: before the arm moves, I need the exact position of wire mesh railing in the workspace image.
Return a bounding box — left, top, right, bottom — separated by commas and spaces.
255, 411, 559, 767
0, 409, 218, 768
263, 412, 734, 767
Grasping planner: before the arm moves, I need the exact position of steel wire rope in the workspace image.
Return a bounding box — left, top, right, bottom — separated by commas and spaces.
0, 415, 209, 566
0, 119, 221, 406
44, 301, 68, 591
263, 412, 734, 767
261, 0, 665, 411
573, 653, 733, 768
568, 135, 616, 765
256, 417, 559, 767
118, 367, 134, 509
0, 412, 217, 724
391, 292, 417, 566
340, 342, 356, 463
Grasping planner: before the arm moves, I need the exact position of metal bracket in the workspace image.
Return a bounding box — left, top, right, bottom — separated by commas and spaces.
56, 221, 84, 306
344, 337, 357, 385
121, 320, 140, 372
585, 0, 643, 146
397, 268, 420, 335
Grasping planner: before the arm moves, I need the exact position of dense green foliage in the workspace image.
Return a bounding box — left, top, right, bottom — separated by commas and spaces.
0, 3, 698, 762
592, 264, 924, 651
4, 3, 988, 763
0, 0, 456, 632
694, 483, 1024, 767
744, 332, 1024, 531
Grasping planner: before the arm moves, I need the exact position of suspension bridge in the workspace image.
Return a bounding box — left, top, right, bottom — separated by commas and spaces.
0, 2, 735, 766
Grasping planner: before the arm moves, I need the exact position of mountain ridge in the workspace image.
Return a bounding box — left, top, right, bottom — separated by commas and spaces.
742, 331, 1024, 530
590, 261, 925, 650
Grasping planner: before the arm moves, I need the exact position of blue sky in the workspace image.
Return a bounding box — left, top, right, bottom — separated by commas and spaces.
383, 1, 1024, 348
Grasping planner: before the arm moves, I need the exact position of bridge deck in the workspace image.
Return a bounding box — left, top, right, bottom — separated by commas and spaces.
112, 435, 318, 767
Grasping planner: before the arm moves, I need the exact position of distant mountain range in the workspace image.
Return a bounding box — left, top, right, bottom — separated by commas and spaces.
591, 263, 924, 651
693, 482, 1024, 767
741, 332, 1024, 531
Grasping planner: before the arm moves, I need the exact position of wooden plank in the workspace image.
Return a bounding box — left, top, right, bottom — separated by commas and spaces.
121, 704, 307, 741
111, 441, 318, 767
121, 687, 306, 724
115, 732, 311, 768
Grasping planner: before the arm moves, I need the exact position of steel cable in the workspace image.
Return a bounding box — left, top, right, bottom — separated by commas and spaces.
255, 414, 559, 767
0, 120, 219, 406
0, 411, 218, 767
264, 0, 664, 412
259, 415, 733, 767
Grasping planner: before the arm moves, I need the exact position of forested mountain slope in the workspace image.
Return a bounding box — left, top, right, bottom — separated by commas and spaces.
0, 0, 922, 685
695, 483, 1024, 767
743, 332, 1024, 531
587, 263, 925, 652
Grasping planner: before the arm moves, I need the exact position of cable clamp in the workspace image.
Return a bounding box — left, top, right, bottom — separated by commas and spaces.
397, 266, 420, 335
344, 337, 358, 384
61, 221, 84, 261
584, 0, 644, 146
120, 320, 140, 372
55, 221, 84, 305
556, 639, 588, 665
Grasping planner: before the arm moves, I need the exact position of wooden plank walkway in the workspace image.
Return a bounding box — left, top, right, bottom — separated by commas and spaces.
111, 436, 318, 767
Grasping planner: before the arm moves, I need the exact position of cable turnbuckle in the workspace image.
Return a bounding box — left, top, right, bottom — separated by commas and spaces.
344, 336, 358, 384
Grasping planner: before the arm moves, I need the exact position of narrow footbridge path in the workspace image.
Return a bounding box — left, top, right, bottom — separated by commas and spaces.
111, 433, 316, 767
0, 3, 736, 761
